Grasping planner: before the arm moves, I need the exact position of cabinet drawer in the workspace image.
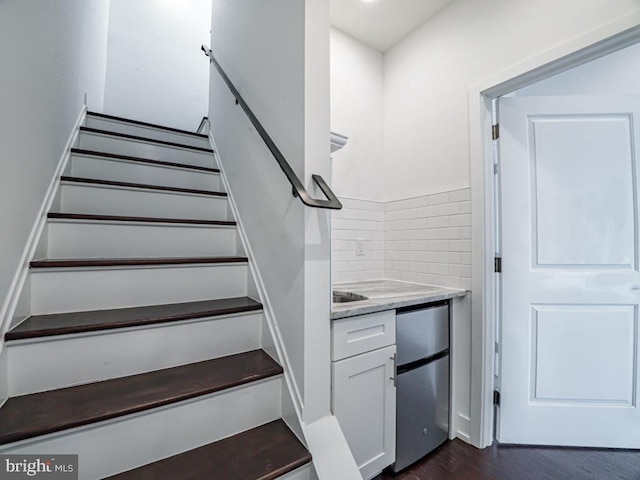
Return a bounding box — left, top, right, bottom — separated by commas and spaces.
332, 310, 396, 361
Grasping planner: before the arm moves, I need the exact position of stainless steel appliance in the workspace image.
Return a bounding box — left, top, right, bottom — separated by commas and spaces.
392, 302, 449, 472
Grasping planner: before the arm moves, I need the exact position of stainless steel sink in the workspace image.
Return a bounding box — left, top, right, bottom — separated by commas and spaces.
333, 290, 368, 303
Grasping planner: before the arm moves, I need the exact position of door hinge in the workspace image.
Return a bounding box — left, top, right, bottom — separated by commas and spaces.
494, 163, 499, 174
494, 256, 502, 273
493, 390, 501, 406
492, 124, 500, 140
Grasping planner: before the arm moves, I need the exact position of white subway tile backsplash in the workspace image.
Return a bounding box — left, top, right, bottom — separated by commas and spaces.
407, 240, 421, 251
394, 260, 410, 271
449, 239, 472, 252
401, 272, 420, 283
427, 192, 450, 205
409, 218, 429, 230
439, 251, 461, 264
436, 227, 461, 240
428, 239, 449, 251
449, 189, 471, 202
424, 251, 439, 263
410, 196, 428, 208
333, 261, 350, 272
400, 250, 414, 261
332, 229, 356, 240
459, 201, 471, 214
450, 264, 472, 278
427, 216, 449, 228
416, 273, 440, 285
450, 214, 471, 227
332, 188, 472, 290
428, 263, 450, 275
436, 203, 460, 216
332, 218, 354, 230
422, 206, 438, 217
332, 198, 386, 285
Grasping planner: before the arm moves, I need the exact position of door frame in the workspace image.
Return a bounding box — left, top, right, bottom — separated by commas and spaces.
469, 16, 640, 448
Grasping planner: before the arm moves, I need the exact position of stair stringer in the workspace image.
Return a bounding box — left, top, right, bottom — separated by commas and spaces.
209, 133, 304, 438
210, 132, 360, 480
0, 106, 88, 403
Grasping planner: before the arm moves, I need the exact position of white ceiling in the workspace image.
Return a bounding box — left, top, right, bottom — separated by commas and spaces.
330, 0, 453, 52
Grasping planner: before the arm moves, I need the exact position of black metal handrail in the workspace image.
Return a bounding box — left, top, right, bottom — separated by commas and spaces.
197, 116, 209, 134
202, 45, 342, 210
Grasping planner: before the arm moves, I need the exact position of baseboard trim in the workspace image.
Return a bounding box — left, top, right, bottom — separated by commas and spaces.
208, 133, 304, 420
453, 413, 472, 444
0, 106, 87, 344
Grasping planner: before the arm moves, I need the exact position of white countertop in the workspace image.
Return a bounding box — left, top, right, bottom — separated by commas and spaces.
331, 279, 467, 320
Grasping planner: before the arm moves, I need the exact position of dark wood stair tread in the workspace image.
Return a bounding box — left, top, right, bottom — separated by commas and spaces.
6, 297, 262, 341
80, 127, 213, 153
105, 419, 311, 480
30, 256, 247, 269
87, 112, 209, 139
0, 350, 282, 445
48, 212, 236, 226
60, 176, 227, 197
71, 148, 219, 173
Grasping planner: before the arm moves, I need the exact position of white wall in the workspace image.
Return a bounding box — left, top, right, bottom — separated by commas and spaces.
103, 0, 211, 131
515, 41, 640, 96
330, 28, 385, 202
0, 0, 110, 329
383, 0, 640, 201
208, 0, 333, 426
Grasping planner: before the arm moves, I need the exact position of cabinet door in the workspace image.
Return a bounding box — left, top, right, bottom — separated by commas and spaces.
332, 345, 396, 480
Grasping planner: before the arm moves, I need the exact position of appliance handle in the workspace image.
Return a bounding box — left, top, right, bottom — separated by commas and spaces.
390, 352, 397, 387
396, 349, 449, 375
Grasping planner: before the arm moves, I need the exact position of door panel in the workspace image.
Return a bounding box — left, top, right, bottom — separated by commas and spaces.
530, 115, 636, 268
532, 304, 636, 405
498, 96, 640, 447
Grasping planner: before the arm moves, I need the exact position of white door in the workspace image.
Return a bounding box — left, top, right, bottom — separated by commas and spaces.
498, 95, 640, 447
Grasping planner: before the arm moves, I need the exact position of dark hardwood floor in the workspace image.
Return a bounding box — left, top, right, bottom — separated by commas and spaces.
375, 439, 640, 480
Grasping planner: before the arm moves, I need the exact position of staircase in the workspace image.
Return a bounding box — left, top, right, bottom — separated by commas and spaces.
0, 112, 312, 479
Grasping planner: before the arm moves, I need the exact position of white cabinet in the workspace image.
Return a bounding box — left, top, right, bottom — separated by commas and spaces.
331, 311, 396, 480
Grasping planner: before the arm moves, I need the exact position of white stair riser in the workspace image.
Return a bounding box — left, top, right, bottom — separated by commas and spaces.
86, 117, 210, 149
77, 132, 213, 167
59, 184, 228, 220
8, 312, 263, 395
47, 221, 237, 258
0, 378, 282, 480
31, 264, 248, 314
70, 154, 221, 191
